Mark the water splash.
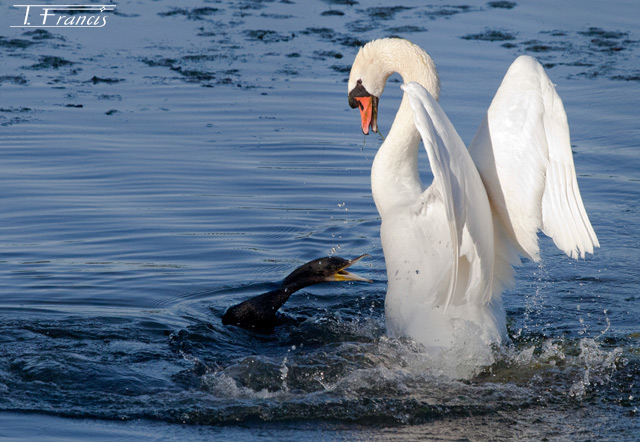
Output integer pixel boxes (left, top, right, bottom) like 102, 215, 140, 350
568, 338, 623, 399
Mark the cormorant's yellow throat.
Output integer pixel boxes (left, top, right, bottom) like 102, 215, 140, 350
222, 255, 371, 331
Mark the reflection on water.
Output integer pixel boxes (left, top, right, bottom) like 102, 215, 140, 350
0, 0, 638, 440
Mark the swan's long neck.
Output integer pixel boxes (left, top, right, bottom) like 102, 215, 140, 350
367, 41, 440, 215
371, 97, 422, 214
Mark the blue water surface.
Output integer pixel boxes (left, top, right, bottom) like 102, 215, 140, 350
0, 0, 638, 440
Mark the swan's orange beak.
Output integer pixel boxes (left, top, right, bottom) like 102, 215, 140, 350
354, 96, 378, 135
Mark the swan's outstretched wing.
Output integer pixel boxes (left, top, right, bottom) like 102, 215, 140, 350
469, 56, 599, 262
402, 82, 494, 308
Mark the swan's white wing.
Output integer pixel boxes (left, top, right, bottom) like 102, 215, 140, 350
469, 56, 599, 262
402, 82, 494, 308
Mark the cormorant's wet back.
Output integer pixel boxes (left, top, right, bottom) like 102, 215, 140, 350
222, 255, 371, 331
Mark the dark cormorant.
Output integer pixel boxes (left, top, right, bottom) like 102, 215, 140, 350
222, 255, 372, 330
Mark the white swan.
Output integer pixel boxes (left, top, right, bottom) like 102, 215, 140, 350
347, 38, 599, 372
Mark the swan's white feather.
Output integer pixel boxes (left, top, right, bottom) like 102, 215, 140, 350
402, 82, 494, 309
469, 56, 599, 262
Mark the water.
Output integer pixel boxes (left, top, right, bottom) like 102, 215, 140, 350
1, 0, 638, 439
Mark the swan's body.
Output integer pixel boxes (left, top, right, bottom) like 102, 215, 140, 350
348, 39, 598, 371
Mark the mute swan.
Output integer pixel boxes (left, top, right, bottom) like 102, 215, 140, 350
348, 38, 598, 371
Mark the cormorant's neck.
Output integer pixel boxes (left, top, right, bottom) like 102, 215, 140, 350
255, 275, 312, 313
258, 286, 293, 314
281, 274, 314, 297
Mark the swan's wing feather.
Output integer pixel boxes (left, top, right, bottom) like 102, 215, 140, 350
402, 82, 494, 308
469, 56, 599, 262
540, 87, 600, 258
402, 83, 459, 307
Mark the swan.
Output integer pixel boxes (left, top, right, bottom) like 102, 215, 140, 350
347, 38, 599, 371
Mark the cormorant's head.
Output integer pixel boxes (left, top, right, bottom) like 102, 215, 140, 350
283, 254, 372, 288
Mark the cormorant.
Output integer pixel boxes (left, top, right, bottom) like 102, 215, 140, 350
222, 255, 372, 330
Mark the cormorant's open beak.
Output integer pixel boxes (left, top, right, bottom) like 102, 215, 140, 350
332, 254, 373, 283
354, 97, 379, 135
